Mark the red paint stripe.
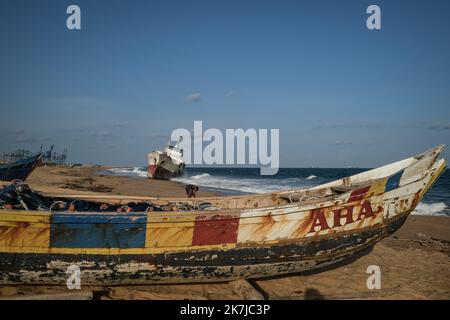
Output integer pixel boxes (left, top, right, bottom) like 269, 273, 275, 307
192, 214, 239, 246
348, 186, 370, 202
147, 165, 156, 175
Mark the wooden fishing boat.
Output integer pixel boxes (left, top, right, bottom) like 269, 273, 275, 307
0, 153, 42, 182
0, 145, 446, 285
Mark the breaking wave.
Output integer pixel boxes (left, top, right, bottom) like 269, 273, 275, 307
191, 173, 211, 180
412, 202, 448, 216
105, 166, 147, 178
172, 172, 322, 194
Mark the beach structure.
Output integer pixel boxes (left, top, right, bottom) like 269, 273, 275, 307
2, 147, 68, 166
2, 149, 33, 163
42, 148, 68, 166
0, 145, 446, 285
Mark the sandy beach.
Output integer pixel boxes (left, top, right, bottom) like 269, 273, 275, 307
1, 165, 449, 300
24, 165, 218, 198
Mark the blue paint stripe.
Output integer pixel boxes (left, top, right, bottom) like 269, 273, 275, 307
385, 170, 404, 192
50, 213, 147, 248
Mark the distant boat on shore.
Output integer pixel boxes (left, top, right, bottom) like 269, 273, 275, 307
0, 153, 42, 182
147, 139, 185, 180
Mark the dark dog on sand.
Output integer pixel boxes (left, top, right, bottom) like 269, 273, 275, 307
185, 184, 199, 198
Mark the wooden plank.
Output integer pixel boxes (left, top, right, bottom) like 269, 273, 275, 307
50, 213, 147, 249
0, 225, 50, 248
146, 221, 194, 248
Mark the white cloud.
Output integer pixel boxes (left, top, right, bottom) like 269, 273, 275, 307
226, 90, 238, 98
185, 92, 201, 103
424, 123, 450, 130
329, 140, 353, 146
312, 122, 381, 130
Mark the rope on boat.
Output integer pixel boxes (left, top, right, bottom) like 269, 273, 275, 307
49, 201, 68, 212
16, 191, 29, 210
288, 193, 319, 203
288, 193, 302, 203
1, 181, 49, 211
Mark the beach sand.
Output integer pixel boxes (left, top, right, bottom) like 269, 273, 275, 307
1, 165, 449, 300
24, 165, 217, 198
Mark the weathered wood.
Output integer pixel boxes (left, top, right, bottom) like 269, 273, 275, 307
229, 280, 265, 300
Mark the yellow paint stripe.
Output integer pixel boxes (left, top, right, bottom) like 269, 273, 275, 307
146, 222, 195, 248
366, 177, 387, 197
0, 226, 50, 248
0, 210, 51, 216
0, 242, 237, 255
0, 211, 50, 223
0, 221, 49, 228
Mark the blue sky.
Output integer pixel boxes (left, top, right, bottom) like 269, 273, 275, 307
0, 0, 449, 167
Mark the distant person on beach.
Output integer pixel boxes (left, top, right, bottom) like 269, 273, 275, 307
185, 184, 199, 198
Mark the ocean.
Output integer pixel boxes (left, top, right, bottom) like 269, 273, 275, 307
104, 167, 450, 217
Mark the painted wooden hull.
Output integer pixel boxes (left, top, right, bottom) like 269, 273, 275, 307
0, 145, 446, 285
0, 214, 406, 284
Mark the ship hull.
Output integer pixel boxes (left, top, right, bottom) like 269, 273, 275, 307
147, 151, 184, 180
147, 164, 182, 180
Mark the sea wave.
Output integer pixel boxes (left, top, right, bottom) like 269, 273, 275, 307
412, 202, 448, 216
173, 172, 319, 194
106, 166, 147, 178
191, 173, 211, 179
